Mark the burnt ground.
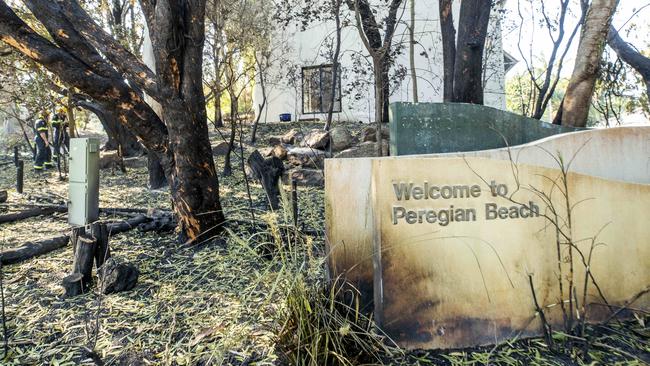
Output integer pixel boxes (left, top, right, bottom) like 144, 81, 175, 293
0, 120, 648, 365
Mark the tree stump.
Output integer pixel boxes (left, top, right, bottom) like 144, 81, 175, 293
91, 222, 111, 269
247, 150, 284, 210
62, 273, 84, 297
16, 160, 23, 194
72, 234, 97, 290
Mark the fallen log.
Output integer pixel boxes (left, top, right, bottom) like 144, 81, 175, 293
138, 213, 176, 233
0, 205, 67, 224
0, 215, 150, 265
0, 235, 70, 265
0, 205, 161, 224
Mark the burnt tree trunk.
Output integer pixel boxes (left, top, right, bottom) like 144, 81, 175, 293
451, 0, 491, 104
439, 0, 455, 102
223, 95, 238, 176
142, 1, 225, 241
248, 150, 284, 210
147, 151, 167, 189
75, 99, 142, 156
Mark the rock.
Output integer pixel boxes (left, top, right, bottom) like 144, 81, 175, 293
212, 141, 231, 156
287, 147, 328, 169
334, 141, 389, 158
97, 257, 139, 294
329, 126, 353, 151
272, 144, 288, 160
281, 129, 301, 144
269, 135, 283, 146
99, 151, 122, 170
0, 190, 7, 203
244, 164, 256, 179
284, 168, 324, 187
259, 147, 274, 157
359, 125, 390, 142
122, 157, 147, 169
301, 129, 330, 149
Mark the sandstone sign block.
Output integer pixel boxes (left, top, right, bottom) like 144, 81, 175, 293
325, 126, 650, 350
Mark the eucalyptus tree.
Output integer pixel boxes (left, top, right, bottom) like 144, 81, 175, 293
0, 0, 225, 242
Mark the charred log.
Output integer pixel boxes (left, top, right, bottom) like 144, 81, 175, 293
247, 150, 284, 210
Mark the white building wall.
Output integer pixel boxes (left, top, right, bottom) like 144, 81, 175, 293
254, 1, 506, 123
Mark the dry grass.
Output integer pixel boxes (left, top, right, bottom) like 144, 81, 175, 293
0, 121, 647, 365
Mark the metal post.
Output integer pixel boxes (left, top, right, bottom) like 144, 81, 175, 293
291, 178, 298, 227
13, 146, 19, 166
16, 160, 24, 194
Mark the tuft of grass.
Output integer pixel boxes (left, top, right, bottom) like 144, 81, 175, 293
276, 274, 398, 366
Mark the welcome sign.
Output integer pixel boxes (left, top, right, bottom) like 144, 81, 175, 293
325, 127, 650, 349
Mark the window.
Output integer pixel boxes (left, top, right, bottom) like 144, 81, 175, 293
302, 64, 342, 114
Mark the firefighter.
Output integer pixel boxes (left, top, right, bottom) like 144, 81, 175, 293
33, 112, 53, 171
51, 107, 69, 161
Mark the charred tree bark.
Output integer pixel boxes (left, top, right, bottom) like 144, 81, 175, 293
439, 0, 455, 102
91, 222, 110, 269
452, 0, 491, 104
71, 233, 97, 290
559, 0, 618, 127
248, 150, 284, 210
147, 152, 167, 189
141, 1, 225, 241
223, 96, 237, 176
75, 99, 142, 156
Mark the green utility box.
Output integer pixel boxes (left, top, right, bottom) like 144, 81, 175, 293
68, 138, 100, 226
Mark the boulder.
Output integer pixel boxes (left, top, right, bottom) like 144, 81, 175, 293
283, 168, 324, 187
334, 141, 389, 158
301, 129, 330, 149
359, 125, 390, 142
212, 141, 231, 156
287, 147, 328, 169
97, 257, 139, 294
272, 144, 288, 160
259, 147, 274, 157
281, 129, 302, 144
269, 135, 283, 146
99, 151, 122, 170
122, 156, 147, 169
329, 126, 353, 151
